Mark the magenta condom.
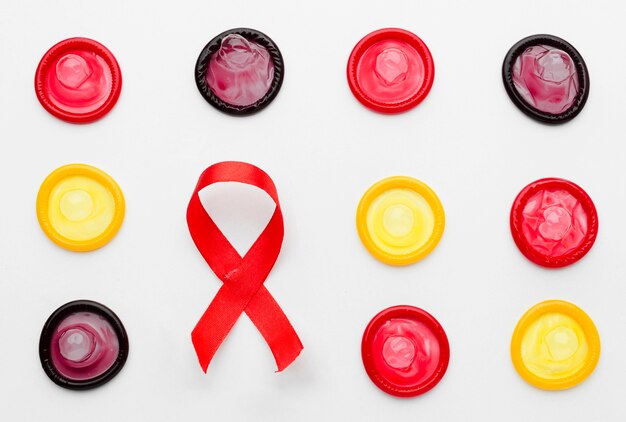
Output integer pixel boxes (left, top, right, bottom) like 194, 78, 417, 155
502, 34, 589, 124
39, 300, 129, 390
195, 28, 284, 115
35, 38, 122, 123
361, 305, 449, 398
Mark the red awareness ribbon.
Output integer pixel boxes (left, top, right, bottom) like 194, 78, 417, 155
187, 161, 303, 372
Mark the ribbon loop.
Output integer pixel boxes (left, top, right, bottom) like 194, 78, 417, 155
187, 161, 303, 372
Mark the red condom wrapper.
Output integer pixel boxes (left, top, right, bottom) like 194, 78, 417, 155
187, 161, 303, 372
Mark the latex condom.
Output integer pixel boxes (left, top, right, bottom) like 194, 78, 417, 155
357, 176, 445, 265
347, 28, 434, 113
510, 178, 598, 268
502, 34, 589, 124
195, 28, 284, 115
362, 305, 450, 397
511, 300, 600, 390
39, 300, 129, 390
35, 37, 122, 123
37, 164, 125, 252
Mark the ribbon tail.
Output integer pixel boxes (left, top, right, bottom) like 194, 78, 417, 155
191, 284, 248, 372
246, 286, 303, 372
191, 325, 215, 373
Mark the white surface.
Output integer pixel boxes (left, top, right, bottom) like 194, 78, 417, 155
0, 0, 624, 420
199, 182, 277, 257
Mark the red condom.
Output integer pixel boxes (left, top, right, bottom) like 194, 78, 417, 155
362, 305, 449, 397
510, 178, 598, 268
35, 38, 122, 123
347, 28, 434, 113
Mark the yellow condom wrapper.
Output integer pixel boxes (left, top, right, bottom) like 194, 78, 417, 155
511, 300, 600, 390
37, 164, 125, 252
356, 176, 444, 265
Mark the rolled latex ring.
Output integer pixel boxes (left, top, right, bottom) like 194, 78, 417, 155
511, 300, 600, 390
37, 164, 125, 252
35, 37, 122, 123
347, 28, 434, 113
502, 34, 589, 124
357, 176, 444, 265
39, 300, 129, 390
195, 28, 284, 115
362, 305, 450, 397
510, 177, 598, 268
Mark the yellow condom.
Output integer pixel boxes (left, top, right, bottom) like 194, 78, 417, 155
356, 176, 444, 265
37, 164, 125, 252
511, 300, 600, 390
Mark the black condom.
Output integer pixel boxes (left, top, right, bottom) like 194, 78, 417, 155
39, 300, 129, 390
195, 28, 284, 116
502, 34, 589, 124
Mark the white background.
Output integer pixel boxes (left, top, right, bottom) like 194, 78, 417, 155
0, 0, 624, 420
